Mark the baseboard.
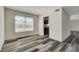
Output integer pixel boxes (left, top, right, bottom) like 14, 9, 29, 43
5, 34, 39, 43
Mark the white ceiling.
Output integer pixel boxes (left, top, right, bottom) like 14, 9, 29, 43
5, 6, 79, 16
5, 6, 79, 20
64, 6, 79, 15
5, 6, 61, 15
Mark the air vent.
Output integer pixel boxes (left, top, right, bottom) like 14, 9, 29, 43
55, 9, 60, 12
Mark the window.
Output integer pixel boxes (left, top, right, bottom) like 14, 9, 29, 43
15, 16, 34, 32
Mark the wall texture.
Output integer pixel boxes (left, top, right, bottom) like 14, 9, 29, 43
70, 20, 79, 31
49, 7, 62, 42
0, 7, 5, 50
62, 9, 70, 41
5, 8, 39, 40
38, 7, 70, 42
49, 8, 70, 42
38, 15, 44, 36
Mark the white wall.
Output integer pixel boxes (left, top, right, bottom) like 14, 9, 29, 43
71, 15, 79, 20
0, 6, 5, 50
69, 14, 79, 31
38, 7, 71, 42
5, 8, 39, 40
62, 9, 70, 41
38, 15, 44, 36
49, 8, 70, 42
38, 7, 70, 42
38, 7, 64, 42
49, 7, 62, 42
70, 20, 79, 31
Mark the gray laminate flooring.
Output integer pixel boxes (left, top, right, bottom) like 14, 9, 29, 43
1, 33, 79, 52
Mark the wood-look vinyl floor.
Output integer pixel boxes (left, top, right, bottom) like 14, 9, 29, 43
1, 34, 79, 52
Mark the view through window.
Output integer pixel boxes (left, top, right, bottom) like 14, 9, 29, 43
15, 16, 34, 32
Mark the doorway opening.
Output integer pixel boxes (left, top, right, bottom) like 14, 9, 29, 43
44, 16, 49, 37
